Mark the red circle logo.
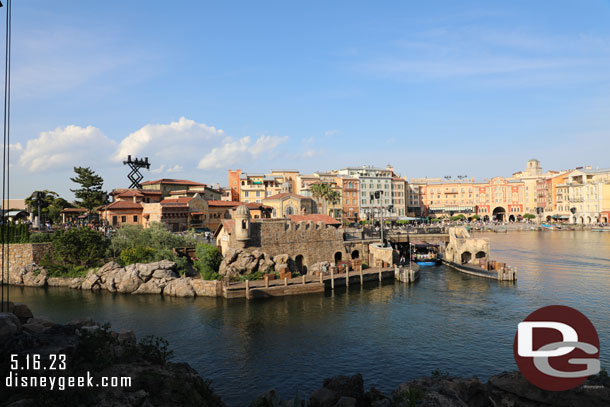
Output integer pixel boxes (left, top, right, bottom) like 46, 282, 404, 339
513, 305, 600, 391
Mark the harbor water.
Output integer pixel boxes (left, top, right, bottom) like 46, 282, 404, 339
9, 231, 610, 406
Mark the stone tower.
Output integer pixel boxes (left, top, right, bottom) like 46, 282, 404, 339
525, 159, 542, 176
234, 204, 251, 249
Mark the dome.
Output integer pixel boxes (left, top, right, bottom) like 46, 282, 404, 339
235, 205, 251, 216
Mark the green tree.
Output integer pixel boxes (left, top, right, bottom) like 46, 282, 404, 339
194, 243, 223, 279
523, 213, 536, 220
471, 215, 480, 221
70, 167, 107, 212
310, 183, 342, 217
25, 190, 58, 221
51, 227, 109, 268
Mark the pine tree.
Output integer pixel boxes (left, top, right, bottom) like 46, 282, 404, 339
70, 167, 107, 212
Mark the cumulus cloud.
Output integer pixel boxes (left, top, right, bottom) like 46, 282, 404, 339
198, 135, 287, 169
113, 117, 225, 164
19, 125, 114, 172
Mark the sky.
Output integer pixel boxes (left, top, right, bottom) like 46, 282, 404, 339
2, 0, 610, 199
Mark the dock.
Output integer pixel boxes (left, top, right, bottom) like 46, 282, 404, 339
442, 260, 517, 281
222, 267, 395, 299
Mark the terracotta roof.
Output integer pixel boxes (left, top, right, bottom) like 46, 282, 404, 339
141, 178, 206, 186
103, 201, 143, 210
288, 214, 341, 225
116, 190, 144, 197
264, 192, 311, 200
207, 200, 241, 207
220, 219, 234, 234
160, 197, 193, 205
112, 188, 162, 196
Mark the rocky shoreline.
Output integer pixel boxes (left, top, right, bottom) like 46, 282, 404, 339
6, 260, 222, 297
2, 303, 609, 406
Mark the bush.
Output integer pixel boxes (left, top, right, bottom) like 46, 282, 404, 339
120, 246, 156, 265
51, 227, 108, 268
29, 232, 54, 243
0, 223, 30, 243
194, 244, 222, 277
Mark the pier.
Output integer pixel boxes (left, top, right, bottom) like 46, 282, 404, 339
222, 267, 396, 299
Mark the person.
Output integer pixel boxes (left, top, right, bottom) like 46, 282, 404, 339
399, 254, 406, 266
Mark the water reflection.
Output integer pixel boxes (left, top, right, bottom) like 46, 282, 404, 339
9, 231, 610, 406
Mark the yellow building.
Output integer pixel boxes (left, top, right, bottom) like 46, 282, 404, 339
262, 192, 317, 218
565, 168, 610, 224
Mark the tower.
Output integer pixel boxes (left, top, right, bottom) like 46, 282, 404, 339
234, 205, 251, 249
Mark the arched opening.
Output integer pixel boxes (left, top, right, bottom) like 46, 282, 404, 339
334, 251, 342, 264
295, 255, 304, 274
492, 207, 506, 222
475, 251, 486, 259
461, 251, 472, 264
483, 215, 489, 222
579, 216, 584, 224
546, 216, 552, 222
285, 206, 294, 216
241, 219, 247, 229
603, 217, 608, 223
508, 215, 515, 222
586, 216, 591, 224
351, 250, 360, 259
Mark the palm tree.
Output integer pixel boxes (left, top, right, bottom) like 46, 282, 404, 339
310, 183, 342, 217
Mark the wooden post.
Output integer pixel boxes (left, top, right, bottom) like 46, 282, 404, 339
265, 275, 269, 288
284, 277, 288, 287
359, 269, 363, 285
378, 268, 382, 282
245, 279, 250, 297
346, 270, 349, 287
302, 275, 306, 285
331, 267, 335, 289
319, 273, 323, 284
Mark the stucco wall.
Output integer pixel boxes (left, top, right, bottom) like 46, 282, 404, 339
0, 243, 53, 283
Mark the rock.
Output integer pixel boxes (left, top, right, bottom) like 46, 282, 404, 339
97, 261, 123, 275
245, 258, 260, 274
0, 312, 21, 337
164, 278, 195, 297
116, 329, 136, 345
309, 261, 331, 275
69, 277, 83, 289
152, 269, 178, 279
276, 264, 289, 274
322, 374, 364, 403
66, 317, 97, 328
116, 269, 143, 294
249, 389, 280, 407
132, 278, 166, 295
334, 396, 357, 407
309, 387, 338, 407
136, 263, 156, 279
224, 248, 241, 264
259, 258, 276, 273
22, 321, 49, 334
22, 267, 48, 287
11, 302, 33, 324
190, 279, 220, 297
274, 254, 290, 265
252, 249, 264, 261
81, 270, 101, 290
26, 316, 56, 327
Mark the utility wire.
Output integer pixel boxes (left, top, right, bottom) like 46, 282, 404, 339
1, 0, 11, 311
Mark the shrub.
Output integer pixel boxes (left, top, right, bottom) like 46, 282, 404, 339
0, 223, 30, 243
194, 244, 222, 276
51, 227, 108, 268
119, 246, 156, 265
29, 232, 54, 243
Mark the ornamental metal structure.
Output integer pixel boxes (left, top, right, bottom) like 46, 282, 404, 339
123, 155, 151, 189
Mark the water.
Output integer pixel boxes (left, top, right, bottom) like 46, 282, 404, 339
9, 231, 610, 406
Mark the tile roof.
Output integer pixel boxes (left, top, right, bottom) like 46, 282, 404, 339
160, 197, 193, 205
207, 200, 272, 209
103, 201, 143, 210
112, 188, 162, 196
141, 178, 206, 186
264, 192, 311, 200
60, 208, 89, 213
288, 214, 341, 225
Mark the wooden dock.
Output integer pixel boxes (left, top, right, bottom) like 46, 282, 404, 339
222, 267, 395, 299
442, 260, 517, 281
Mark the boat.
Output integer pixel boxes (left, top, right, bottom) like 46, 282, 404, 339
410, 242, 442, 266
592, 227, 610, 232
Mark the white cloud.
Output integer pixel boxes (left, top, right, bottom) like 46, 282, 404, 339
19, 125, 115, 172
198, 135, 287, 169
324, 130, 339, 137
113, 117, 225, 164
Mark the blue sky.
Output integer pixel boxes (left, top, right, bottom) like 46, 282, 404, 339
4, 0, 610, 198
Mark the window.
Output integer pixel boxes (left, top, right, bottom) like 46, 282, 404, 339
244, 191, 249, 197
133, 215, 138, 222
121, 216, 126, 222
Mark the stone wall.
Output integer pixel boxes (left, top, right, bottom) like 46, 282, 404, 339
238, 220, 346, 269
0, 243, 52, 284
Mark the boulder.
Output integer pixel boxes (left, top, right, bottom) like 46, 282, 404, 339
334, 397, 357, 407
116, 269, 143, 294
224, 248, 241, 264
152, 269, 178, 279
11, 302, 33, 324
81, 270, 101, 290
22, 267, 48, 287
116, 329, 136, 346
0, 312, 21, 337
322, 374, 364, 402
274, 254, 290, 265
259, 258, 276, 273
251, 249, 265, 261
132, 279, 166, 295
309, 387, 338, 407
97, 261, 123, 275
244, 258, 260, 275
249, 389, 280, 407
309, 261, 331, 276
164, 278, 195, 297
190, 279, 220, 297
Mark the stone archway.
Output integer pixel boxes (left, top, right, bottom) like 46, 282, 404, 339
334, 251, 343, 264
461, 251, 472, 264
546, 216, 552, 222
483, 215, 490, 222
295, 255, 304, 274
603, 217, 608, 223
492, 207, 506, 222
351, 250, 359, 259
586, 216, 592, 224
508, 215, 515, 222
475, 251, 486, 259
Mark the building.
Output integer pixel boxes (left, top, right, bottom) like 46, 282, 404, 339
336, 176, 359, 223
228, 169, 301, 204
564, 168, 610, 224
141, 178, 207, 198
262, 192, 317, 218
168, 185, 221, 201
206, 200, 272, 232
511, 159, 559, 216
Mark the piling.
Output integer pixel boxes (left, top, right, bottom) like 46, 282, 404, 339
359, 269, 363, 285
284, 277, 288, 287
302, 275, 306, 285
378, 268, 382, 282
245, 279, 250, 296
331, 267, 335, 289
346, 270, 349, 287
265, 275, 269, 288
